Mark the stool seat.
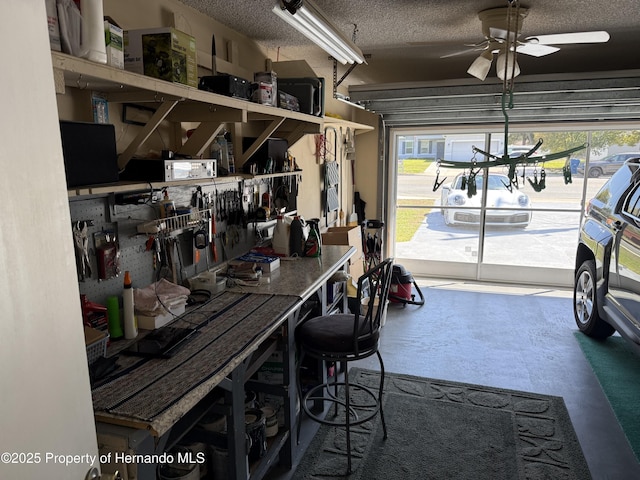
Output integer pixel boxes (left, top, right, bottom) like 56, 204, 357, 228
298, 313, 380, 356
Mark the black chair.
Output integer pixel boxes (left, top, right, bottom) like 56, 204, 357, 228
296, 257, 394, 474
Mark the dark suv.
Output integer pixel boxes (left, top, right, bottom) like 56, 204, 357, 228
576, 152, 640, 178
574, 157, 640, 352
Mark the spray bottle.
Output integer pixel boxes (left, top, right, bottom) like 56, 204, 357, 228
289, 216, 305, 257
304, 218, 322, 257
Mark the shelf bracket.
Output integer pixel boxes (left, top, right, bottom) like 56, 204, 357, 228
333, 58, 360, 96
117, 99, 180, 170
237, 117, 285, 166
285, 122, 312, 146
178, 122, 226, 158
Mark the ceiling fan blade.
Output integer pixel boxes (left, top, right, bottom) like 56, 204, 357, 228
526, 31, 610, 45
516, 43, 560, 57
440, 46, 485, 59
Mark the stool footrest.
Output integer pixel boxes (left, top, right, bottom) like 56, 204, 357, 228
302, 381, 381, 427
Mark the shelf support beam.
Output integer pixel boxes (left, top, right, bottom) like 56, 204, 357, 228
118, 100, 179, 170
168, 103, 246, 123
283, 122, 314, 146
178, 122, 225, 158
237, 117, 285, 166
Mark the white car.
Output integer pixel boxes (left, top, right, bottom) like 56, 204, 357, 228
440, 173, 531, 227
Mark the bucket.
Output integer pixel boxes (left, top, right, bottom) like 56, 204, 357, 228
199, 412, 226, 433
157, 446, 200, 480
157, 464, 199, 480
245, 408, 267, 462
261, 405, 279, 437
209, 444, 249, 480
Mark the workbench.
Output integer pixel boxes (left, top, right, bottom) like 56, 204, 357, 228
92, 244, 355, 480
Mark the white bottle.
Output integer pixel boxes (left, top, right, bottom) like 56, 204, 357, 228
80, 0, 107, 64
123, 271, 137, 339
272, 215, 290, 256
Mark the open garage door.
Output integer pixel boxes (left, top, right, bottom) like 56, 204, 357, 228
389, 126, 640, 287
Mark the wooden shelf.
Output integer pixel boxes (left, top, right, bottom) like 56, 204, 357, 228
52, 52, 323, 169
67, 175, 244, 197
53, 52, 369, 199
324, 117, 375, 134
239, 170, 303, 181
52, 52, 323, 125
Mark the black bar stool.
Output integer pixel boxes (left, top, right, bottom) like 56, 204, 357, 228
296, 257, 394, 474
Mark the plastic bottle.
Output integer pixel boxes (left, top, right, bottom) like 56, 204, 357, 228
106, 295, 123, 339
272, 215, 290, 256
159, 190, 175, 218
289, 216, 304, 257
80, 0, 107, 64
304, 219, 322, 257
123, 271, 137, 339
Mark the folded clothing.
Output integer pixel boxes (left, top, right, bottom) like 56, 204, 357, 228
134, 279, 190, 316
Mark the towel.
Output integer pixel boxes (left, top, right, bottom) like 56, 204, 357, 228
134, 279, 190, 316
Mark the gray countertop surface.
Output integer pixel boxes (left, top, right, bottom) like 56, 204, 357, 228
225, 244, 355, 301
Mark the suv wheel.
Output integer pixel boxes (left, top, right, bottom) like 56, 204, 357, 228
574, 260, 615, 338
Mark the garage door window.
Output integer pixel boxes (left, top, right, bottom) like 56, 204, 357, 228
390, 127, 640, 285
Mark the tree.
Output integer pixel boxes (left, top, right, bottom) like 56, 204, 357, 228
509, 130, 640, 158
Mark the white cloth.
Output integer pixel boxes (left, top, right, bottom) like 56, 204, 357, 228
134, 279, 190, 316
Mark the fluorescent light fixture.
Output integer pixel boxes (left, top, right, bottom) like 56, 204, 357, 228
467, 50, 493, 81
335, 92, 365, 109
272, 0, 365, 65
496, 50, 520, 81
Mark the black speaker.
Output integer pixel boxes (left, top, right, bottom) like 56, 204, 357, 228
59, 121, 119, 187
241, 138, 289, 174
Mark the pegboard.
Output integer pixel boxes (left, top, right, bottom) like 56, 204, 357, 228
68, 180, 258, 307
70, 195, 158, 305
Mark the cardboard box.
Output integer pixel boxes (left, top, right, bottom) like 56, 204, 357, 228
322, 225, 365, 280
124, 27, 197, 87
104, 21, 124, 69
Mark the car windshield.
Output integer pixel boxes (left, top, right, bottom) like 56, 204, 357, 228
454, 174, 510, 191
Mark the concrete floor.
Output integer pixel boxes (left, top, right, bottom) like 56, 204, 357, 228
266, 279, 640, 479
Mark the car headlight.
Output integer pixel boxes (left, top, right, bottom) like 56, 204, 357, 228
452, 194, 466, 205
518, 195, 529, 207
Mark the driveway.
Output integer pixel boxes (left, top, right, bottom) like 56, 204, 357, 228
394, 170, 607, 269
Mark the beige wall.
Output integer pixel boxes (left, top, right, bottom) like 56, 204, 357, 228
1, 2, 99, 477
97, 0, 382, 227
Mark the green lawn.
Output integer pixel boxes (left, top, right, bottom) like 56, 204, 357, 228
398, 157, 569, 174
399, 159, 434, 174
396, 199, 435, 242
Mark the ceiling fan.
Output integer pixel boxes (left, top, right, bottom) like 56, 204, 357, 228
444, 6, 610, 81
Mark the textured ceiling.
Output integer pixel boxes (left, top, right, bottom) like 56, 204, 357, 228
179, 0, 640, 88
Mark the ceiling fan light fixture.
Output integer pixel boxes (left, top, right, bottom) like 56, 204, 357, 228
467, 50, 493, 81
272, 0, 365, 65
496, 51, 520, 81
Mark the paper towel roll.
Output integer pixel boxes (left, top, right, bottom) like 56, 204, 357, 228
80, 0, 107, 64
